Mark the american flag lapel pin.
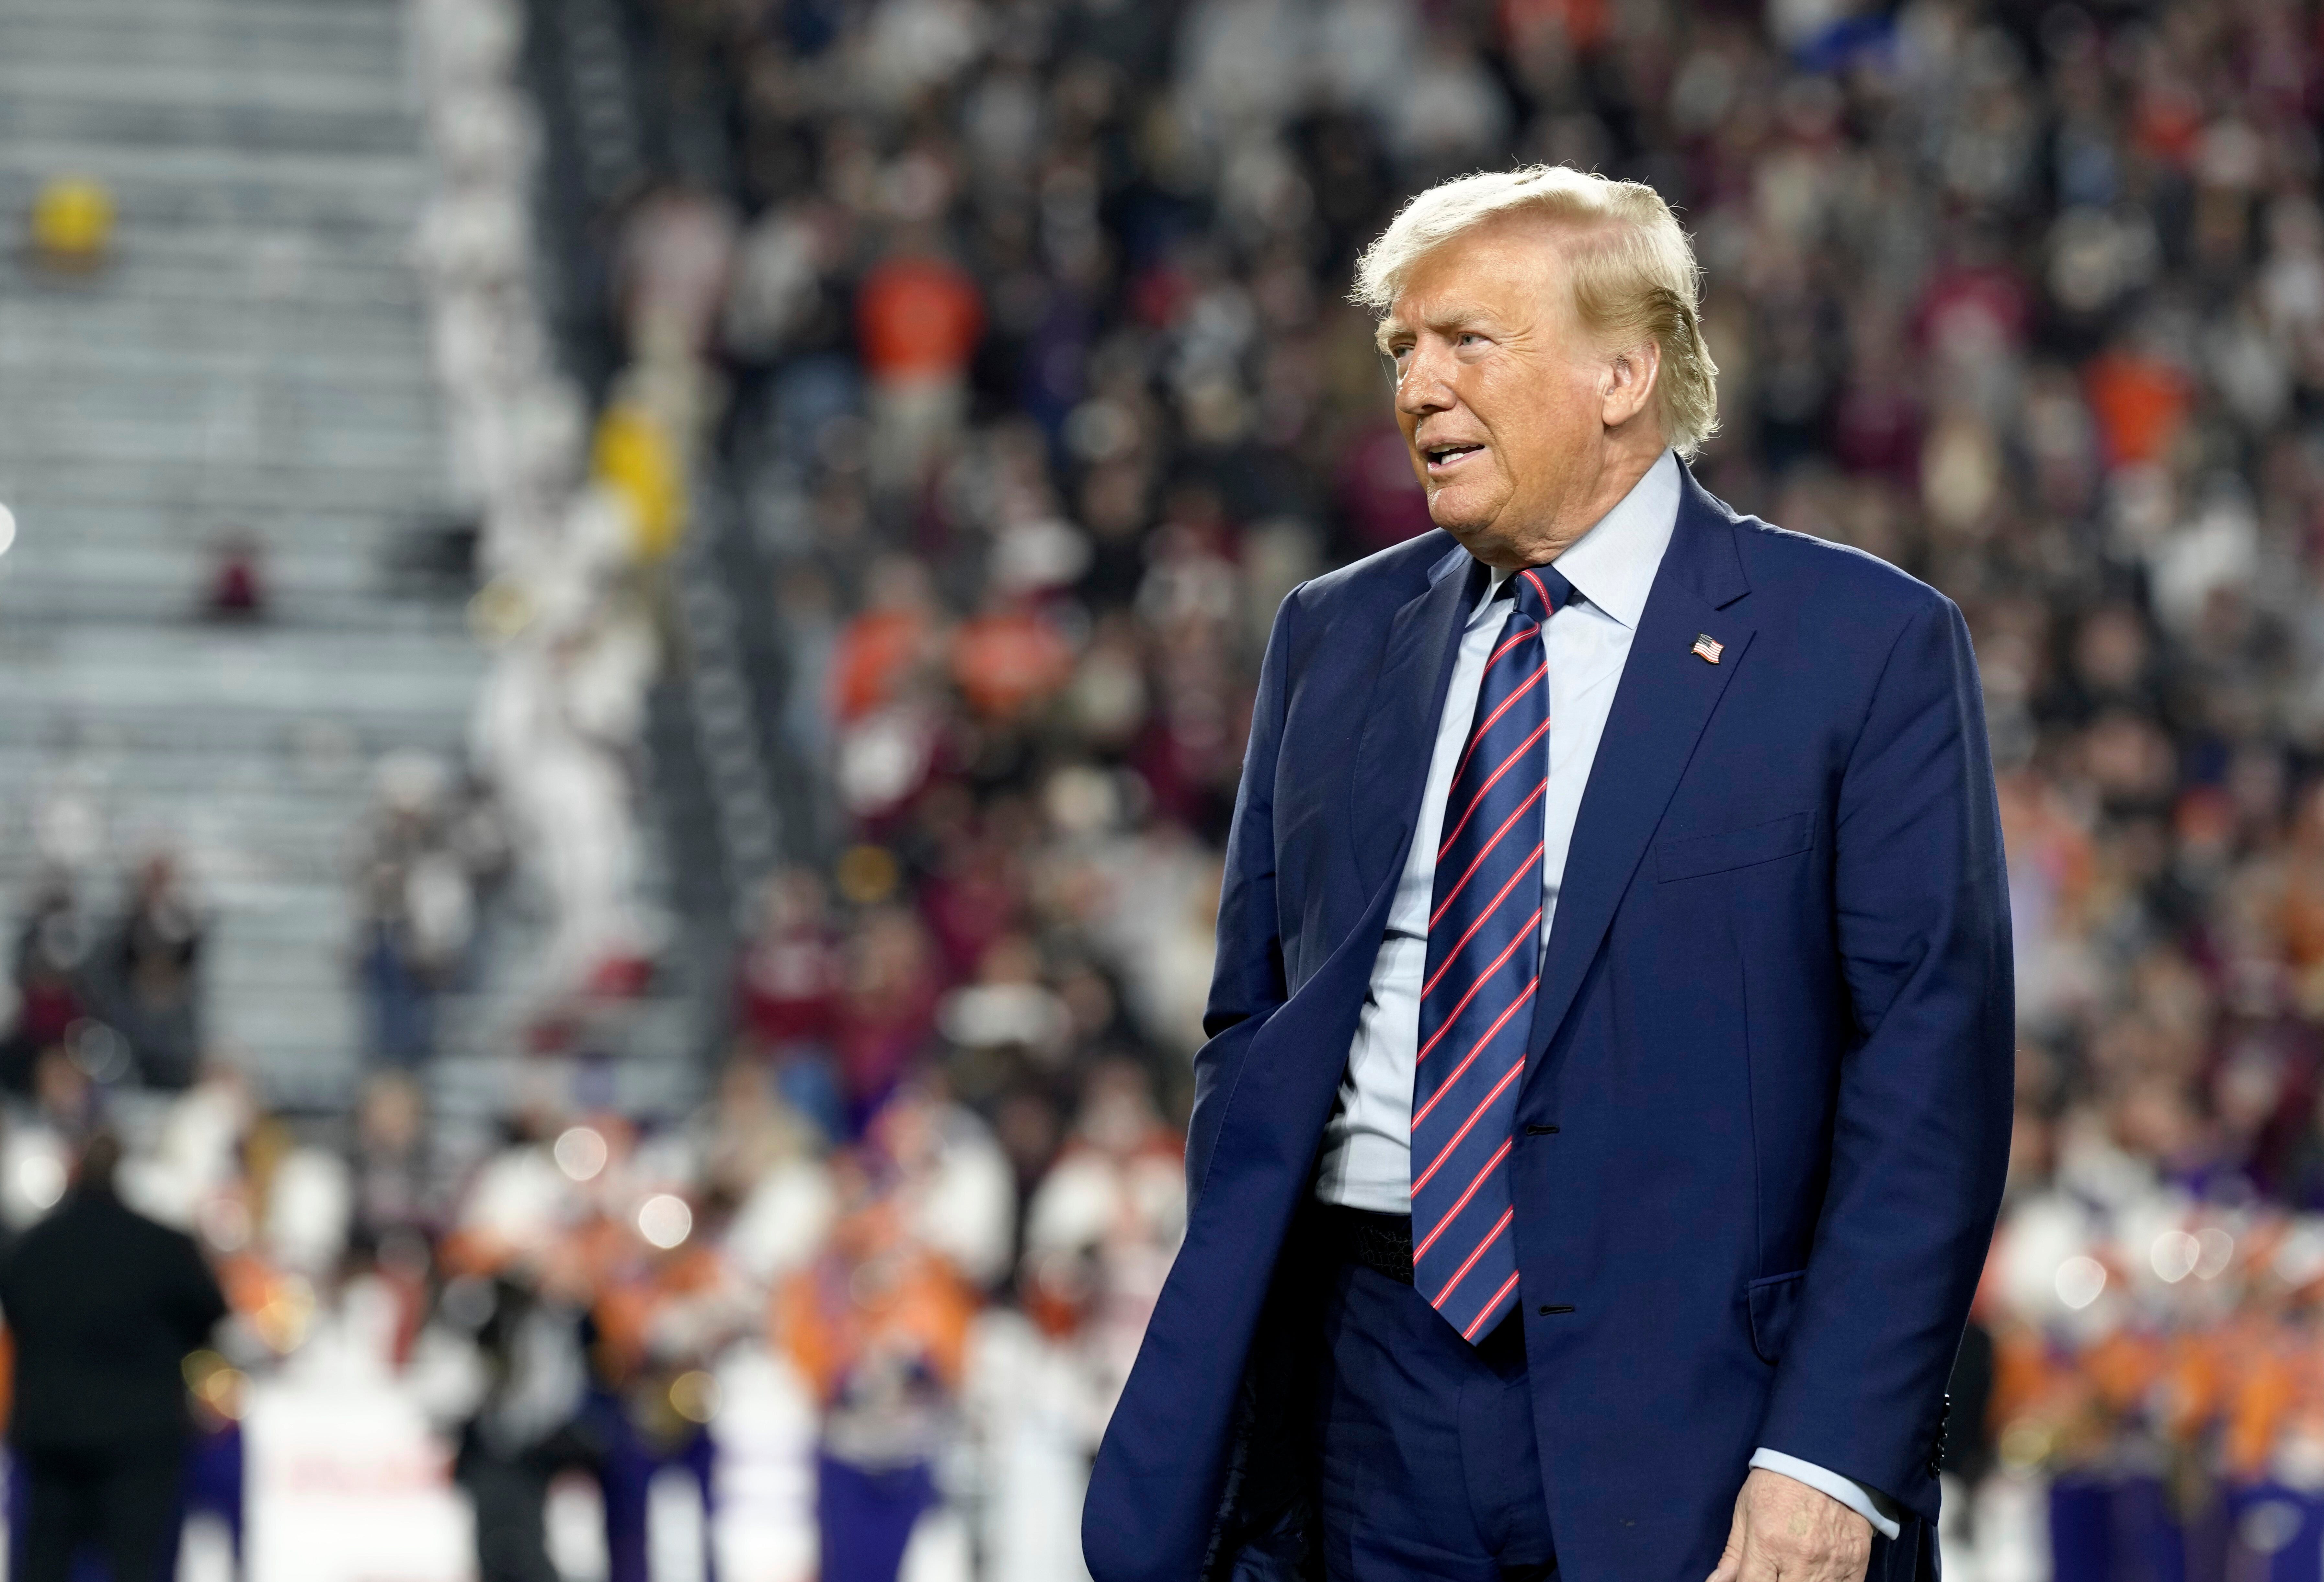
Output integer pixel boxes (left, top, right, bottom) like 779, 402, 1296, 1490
1692, 633, 1724, 665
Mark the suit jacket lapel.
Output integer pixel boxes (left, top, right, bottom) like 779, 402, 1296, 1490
1525, 468, 1755, 1065
1347, 541, 1486, 899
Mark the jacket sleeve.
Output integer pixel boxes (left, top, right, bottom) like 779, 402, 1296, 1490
1184, 589, 1298, 1209
1755, 592, 2014, 1521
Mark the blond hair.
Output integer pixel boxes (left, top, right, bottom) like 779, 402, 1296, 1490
1352, 165, 1719, 459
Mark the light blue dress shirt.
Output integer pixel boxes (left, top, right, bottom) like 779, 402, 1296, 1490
1312, 449, 1904, 1541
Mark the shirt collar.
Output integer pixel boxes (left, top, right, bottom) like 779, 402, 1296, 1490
1476, 448, 1682, 631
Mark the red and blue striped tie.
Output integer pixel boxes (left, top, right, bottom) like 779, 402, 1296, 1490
1411, 564, 1567, 1344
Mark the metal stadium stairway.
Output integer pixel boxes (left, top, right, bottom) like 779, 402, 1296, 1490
0, 0, 479, 1108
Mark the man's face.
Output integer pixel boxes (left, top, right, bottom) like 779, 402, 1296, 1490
1379, 214, 1614, 567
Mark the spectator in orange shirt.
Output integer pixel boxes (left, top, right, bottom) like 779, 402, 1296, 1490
2083, 335, 2193, 470
777, 1152, 978, 1582
581, 1195, 738, 1582
829, 557, 944, 726
855, 228, 983, 503
950, 596, 1074, 723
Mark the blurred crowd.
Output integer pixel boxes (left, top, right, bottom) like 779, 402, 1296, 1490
413, 0, 672, 1022
15, 0, 2324, 1575
0, 1048, 1180, 1579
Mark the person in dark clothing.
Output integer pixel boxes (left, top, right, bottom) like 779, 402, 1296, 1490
0, 876, 90, 1094
0, 1132, 228, 1582
450, 1273, 591, 1582
101, 855, 205, 1091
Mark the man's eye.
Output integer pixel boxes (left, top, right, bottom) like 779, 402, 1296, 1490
1457, 333, 1483, 347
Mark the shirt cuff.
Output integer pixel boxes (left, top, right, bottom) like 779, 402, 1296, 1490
1749, 1448, 1904, 1541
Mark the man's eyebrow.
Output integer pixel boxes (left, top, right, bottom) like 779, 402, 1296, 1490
1373, 304, 1503, 352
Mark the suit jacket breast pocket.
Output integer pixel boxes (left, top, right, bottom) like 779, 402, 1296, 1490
1657, 811, 1813, 884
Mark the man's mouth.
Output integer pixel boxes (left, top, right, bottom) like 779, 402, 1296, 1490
1423, 443, 1485, 475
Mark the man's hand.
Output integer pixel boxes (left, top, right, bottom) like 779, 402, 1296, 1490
1706, 1468, 1873, 1582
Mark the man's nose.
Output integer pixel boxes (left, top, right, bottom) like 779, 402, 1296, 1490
1395, 343, 1455, 416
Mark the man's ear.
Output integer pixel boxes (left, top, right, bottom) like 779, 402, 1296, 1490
1602, 339, 1662, 428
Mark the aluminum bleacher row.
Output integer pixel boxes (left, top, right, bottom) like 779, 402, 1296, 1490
0, 0, 698, 1129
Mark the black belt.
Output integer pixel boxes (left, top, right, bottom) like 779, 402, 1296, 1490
1319, 1203, 1414, 1285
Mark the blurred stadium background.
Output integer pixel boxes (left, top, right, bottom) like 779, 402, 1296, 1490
0, 0, 2318, 1576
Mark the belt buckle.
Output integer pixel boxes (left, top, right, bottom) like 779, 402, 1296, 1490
1358, 1219, 1413, 1285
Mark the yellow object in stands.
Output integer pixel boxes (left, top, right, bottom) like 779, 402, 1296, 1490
591, 401, 685, 561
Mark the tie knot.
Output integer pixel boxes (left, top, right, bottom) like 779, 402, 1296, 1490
1508, 566, 1571, 623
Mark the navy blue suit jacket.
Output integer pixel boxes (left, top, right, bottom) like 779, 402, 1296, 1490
1083, 466, 2014, 1582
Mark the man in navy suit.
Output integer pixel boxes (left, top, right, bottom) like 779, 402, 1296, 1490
1083, 166, 2013, 1582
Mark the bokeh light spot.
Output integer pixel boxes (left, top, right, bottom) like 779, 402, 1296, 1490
2055, 1255, 2107, 1310
554, 1125, 608, 1182
638, 1193, 691, 1249
669, 1369, 720, 1423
